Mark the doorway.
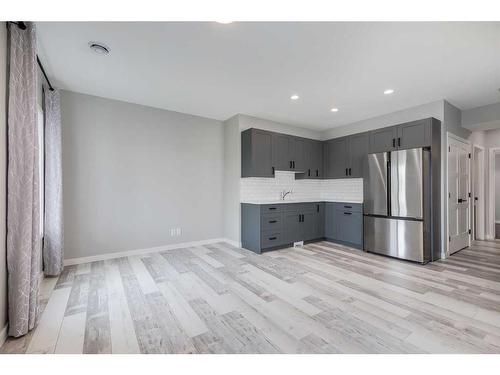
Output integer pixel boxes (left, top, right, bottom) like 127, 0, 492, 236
448, 134, 471, 254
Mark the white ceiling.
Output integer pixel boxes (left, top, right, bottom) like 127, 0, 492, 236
37, 22, 500, 130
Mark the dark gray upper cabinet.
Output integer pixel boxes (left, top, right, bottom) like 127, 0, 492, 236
397, 119, 432, 149
369, 119, 432, 154
301, 140, 324, 179
326, 137, 349, 178
348, 133, 369, 178
272, 133, 291, 171
241, 128, 274, 178
369, 126, 398, 153
242, 118, 436, 179
290, 137, 306, 172
325, 134, 368, 179
271, 134, 306, 172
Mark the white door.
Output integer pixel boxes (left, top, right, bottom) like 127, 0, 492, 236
448, 137, 471, 254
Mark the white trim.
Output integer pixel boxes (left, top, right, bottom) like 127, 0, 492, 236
446, 132, 472, 257
0, 323, 7, 347
63, 238, 235, 266
488, 147, 500, 240
472, 144, 486, 240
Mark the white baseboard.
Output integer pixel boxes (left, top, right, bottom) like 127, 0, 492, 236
63, 238, 235, 266
0, 323, 7, 348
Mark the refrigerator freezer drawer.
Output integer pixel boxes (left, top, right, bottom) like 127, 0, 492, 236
363, 216, 426, 263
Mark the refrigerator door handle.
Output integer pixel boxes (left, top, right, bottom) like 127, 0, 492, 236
387, 157, 391, 216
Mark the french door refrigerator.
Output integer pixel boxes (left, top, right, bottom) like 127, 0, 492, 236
363, 148, 432, 263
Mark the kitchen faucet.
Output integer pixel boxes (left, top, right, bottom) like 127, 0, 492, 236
280, 189, 293, 200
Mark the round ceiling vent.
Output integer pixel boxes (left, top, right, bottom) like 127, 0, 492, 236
89, 42, 110, 55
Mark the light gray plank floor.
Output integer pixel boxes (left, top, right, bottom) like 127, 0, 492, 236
2, 240, 500, 354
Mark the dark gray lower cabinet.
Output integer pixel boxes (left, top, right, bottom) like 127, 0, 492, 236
324, 202, 363, 249
242, 201, 359, 253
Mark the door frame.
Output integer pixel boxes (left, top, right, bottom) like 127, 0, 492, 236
472, 144, 485, 240
446, 132, 472, 257
488, 147, 500, 240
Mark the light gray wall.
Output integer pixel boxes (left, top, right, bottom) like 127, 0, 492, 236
462, 101, 500, 132
496, 154, 500, 223
320, 100, 444, 139
0, 22, 7, 336
223, 115, 241, 243
61, 90, 225, 260
238, 114, 323, 140
444, 100, 470, 139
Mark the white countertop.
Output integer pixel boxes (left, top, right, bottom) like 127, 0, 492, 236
241, 199, 363, 205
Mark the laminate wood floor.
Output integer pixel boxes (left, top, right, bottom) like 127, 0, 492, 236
2, 240, 500, 354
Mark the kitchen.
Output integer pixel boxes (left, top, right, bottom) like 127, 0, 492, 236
240, 117, 441, 263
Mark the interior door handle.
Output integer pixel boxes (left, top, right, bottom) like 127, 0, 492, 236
458, 198, 465, 203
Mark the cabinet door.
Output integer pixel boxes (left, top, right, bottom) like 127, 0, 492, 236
302, 212, 316, 241
335, 210, 363, 246
272, 133, 292, 171
348, 132, 369, 178
369, 126, 398, 153
324, 203, 336, 239
312, 141, 324, 179
325, 137, 348, 178
284, 211, 301, 244
241, 129, 274, 177
290, 137, 306, 172
397, 119, 431, 149
313, 203, 325, 238
303, 140, 323, 179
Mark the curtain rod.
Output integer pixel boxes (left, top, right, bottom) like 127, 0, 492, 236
9, 21, 55, 91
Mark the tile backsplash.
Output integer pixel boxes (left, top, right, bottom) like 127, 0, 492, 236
240, 171, 363, 202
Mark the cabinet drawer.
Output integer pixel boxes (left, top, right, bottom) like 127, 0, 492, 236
261, 213, 283, 231
260, 204, 283, 214
333, 202, 362, 213
261, 232, 284, 249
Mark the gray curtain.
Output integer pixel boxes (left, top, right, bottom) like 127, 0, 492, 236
6, 22, 41, 337
43, 89, 63, 276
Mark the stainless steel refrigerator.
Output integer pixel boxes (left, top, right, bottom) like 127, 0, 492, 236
363, 148, 431, 263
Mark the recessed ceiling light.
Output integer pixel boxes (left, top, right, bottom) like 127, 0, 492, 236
384, 89, 395, 95
290, 94, 299, 100
89, 42, 110, 55
216, 20, 233, 24
330, 108, 339, 112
